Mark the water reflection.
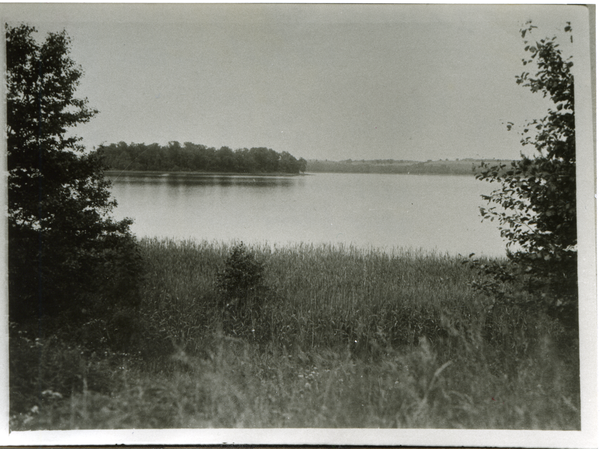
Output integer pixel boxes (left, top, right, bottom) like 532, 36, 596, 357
109, 172, 300, 189
106, 172, 505, 257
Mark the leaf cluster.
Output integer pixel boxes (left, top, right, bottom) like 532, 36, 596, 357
215, 243, 272, 342
7, 24, 143, 348
476, 22, 577, 331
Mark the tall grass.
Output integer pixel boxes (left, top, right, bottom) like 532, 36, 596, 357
10, 238, 580, 430
136, 238, 488, 354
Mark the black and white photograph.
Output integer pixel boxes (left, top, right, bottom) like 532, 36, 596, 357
1, 3, 596, 447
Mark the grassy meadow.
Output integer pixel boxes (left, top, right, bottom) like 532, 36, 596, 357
10, 238, 580, 430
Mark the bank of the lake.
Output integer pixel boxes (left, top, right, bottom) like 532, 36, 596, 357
305, 158, 516, 176
10, 239, 579, 430
105, 169, 306, 178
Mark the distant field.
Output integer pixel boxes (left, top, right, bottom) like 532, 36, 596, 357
306, 158, 516, 175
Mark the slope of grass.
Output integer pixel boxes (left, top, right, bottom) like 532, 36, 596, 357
10, 238, 580, 430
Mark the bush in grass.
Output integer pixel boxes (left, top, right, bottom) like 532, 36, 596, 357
216, 242, 272, 342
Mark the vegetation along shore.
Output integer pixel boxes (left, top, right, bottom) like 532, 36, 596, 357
10, 239, 580, 429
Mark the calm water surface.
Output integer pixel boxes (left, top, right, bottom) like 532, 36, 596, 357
107, 172, 506, 257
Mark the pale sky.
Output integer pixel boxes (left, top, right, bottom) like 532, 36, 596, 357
2, 4, 590, 161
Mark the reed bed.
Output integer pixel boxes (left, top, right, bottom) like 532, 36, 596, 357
10, 237, 580, 430
136, 238, 501, 356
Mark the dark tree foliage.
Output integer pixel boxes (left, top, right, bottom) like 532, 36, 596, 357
216, 243, 271, 343
7, 24, 142, 343
476, 22, 577, 331
97, 141, 307, 174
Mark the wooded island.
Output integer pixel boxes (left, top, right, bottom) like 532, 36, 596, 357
97, 141, 308, 174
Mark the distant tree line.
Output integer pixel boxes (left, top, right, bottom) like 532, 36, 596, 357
306, 159, 510, 175
97, 141, 307, 174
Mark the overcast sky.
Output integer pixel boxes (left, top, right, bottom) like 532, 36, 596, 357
3, 4, 590, 161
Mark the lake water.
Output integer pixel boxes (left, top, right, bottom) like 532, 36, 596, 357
106, 172, 507, 257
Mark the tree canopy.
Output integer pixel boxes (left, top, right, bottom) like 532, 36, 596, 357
97, 141, 308, 174
7, 23, 142, 340
476, 21, 577, 330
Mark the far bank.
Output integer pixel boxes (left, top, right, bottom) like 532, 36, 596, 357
104, 169, 307, 178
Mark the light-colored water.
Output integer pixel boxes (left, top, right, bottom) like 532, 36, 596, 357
106, 172, 507, 257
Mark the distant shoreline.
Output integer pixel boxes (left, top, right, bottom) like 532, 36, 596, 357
305, 158, 515, 176
104, 169, 306, 178
105, 158, 515, 178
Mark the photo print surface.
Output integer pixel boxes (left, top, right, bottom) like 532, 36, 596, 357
2, 3, 596, 447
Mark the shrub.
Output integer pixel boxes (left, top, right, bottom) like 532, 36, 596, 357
216, 242, 272, 342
